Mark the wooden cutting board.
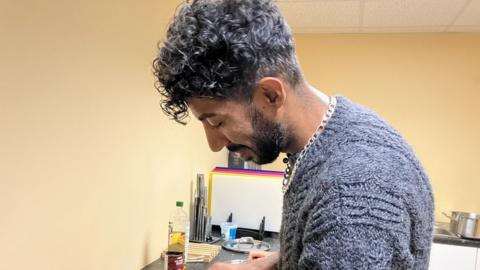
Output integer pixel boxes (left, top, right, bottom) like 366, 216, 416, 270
187, 243, 221, 263
163, 243, 221, 263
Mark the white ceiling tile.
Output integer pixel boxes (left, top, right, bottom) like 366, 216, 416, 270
453, 0, 480, 26
293, 27, 361, 33
363, 0, 468, 27
362, 26, 445, 32
278, 0, 361, 31
277, 0, 359, 2
448, 25, 480, 31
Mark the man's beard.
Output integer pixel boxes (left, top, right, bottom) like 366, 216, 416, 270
227, 106, 290, 165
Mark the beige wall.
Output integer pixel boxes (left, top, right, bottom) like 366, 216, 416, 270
266, 33, 480, 222
1, 0, 480, 269
0, 0, 226, 269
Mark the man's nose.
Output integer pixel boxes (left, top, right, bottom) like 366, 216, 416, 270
203, 123, 230, 152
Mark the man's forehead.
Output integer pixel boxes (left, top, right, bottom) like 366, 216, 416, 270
188, 97, 223, 120
188, 97, 247, 120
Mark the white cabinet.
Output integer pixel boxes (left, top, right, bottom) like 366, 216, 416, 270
476, 248, 480, 270
429, 243, 477, 270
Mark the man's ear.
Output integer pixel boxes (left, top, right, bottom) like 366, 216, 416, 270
252, 77, 287, 111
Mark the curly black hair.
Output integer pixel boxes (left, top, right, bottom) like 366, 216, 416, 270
153, 0, 301, 124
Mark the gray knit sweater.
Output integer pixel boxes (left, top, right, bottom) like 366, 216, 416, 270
279, 96, 434, 270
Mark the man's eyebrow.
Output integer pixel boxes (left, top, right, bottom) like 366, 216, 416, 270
198, 112, 217, 121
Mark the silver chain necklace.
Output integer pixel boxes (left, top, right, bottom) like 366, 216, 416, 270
282, 96, 337, 194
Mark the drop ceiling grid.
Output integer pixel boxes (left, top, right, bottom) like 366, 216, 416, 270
358, 0, 366, 32
362, 0, 468, 28
277, 0, 480, 33
361, 26, 446, 33
277, 0, 363, 2
449, 25, 480, 31
452, 0, 480, 26
277, 0, 361, 30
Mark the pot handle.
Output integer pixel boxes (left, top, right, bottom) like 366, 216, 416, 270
442, 212, 453, 220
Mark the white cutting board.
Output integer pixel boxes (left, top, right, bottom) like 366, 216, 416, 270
208, 171, 283, 232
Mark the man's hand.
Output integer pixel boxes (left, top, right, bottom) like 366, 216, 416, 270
247, 251, 276, 261
208, 251, 279, 270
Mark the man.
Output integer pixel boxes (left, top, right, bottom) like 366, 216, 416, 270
154, 0, 434, 269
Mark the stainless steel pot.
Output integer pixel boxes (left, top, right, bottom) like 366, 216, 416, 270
443, 211, 480, 240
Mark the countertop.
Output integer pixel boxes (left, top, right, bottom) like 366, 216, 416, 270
142, 227, 480, 270
142, 237, 280, 270
433, 222, 480, 248
433, 234, 480, 248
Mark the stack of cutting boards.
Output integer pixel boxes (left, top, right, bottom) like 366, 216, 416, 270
162, 243, 220, 263
187, 243, 221, 263
209, 167, 284, 232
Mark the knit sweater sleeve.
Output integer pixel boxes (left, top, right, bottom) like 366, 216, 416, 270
298, 163, 414, 269
299, 223, 395, 269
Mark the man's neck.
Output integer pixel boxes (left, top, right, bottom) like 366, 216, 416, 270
284, 83, 330, 154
